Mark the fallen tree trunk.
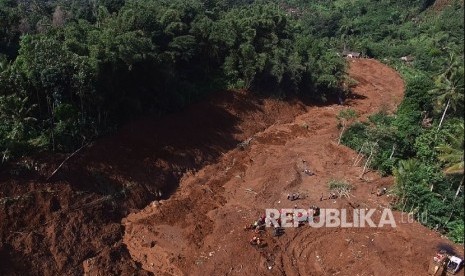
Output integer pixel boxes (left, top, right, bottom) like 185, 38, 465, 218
46, 142, 91, 182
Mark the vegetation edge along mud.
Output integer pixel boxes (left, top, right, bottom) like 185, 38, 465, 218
0, 0, 463, 275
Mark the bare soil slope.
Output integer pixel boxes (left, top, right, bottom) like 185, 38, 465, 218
122, 59, 463, 275
0, 77, 308, 274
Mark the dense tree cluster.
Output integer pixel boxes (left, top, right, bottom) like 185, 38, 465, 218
0, 0, 346, 158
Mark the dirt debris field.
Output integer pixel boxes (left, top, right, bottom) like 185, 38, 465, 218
0, 59, 462, 275
122, 59, 463, 275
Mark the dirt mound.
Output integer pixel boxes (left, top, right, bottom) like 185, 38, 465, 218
122, 58, 463, 275
0, 58, 462, 275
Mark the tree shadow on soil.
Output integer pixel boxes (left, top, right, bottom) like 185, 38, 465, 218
436, 242, 460, 257
61, 90, 269, 200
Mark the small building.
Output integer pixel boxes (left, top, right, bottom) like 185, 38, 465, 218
400, 55, 414, 62
342, 50, 361, 58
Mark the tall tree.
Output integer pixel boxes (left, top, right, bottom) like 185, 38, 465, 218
429, 56, 464, 130
435, 122, 463, 226
436, 122, 464, 175
337, 108, 357, 144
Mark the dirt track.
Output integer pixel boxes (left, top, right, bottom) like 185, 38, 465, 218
0, 59, 462, 275
121, 58, 463, 275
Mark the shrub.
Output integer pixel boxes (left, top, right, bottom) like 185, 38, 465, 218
328, 179, 353, 198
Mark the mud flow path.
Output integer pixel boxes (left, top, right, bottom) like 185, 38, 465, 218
1, 59, 462, 275
122, 59, 463, 275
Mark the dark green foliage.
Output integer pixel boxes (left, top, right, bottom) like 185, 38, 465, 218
341, 121, 369, 150
447, 221, 465, 243
296, 37, 346, 101
218, 4, 297, 91
342, 111, 398, 175
392, 72, 435, 157
0, 0, 21, 58
392, 158, 464, 239
0, 0, 347, 159
0, 94, 42, 161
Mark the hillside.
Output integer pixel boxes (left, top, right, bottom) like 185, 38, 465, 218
0, 67, 310, 274
4, 58, 459, 275
0, 0, 463, 274
119, 58, 464, 275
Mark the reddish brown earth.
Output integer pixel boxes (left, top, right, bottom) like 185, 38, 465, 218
121, 59, 463, 275
0, 59, 462, 275
0, 70, 308, 274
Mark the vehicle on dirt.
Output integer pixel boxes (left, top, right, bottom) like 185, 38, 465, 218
447, 256, 463, 275
428, 251, 463, 275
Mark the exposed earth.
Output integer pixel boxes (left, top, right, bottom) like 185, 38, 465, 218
0, 59, 462, 275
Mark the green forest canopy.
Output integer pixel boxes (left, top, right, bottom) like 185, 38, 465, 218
0, 0, 346, 156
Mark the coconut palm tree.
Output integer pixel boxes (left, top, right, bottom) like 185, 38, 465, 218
436, 123, 464, 175
436, 121, 463, 211
393, 159, 424, 201
429, 55, 464, 131
435, 122, 464, 226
